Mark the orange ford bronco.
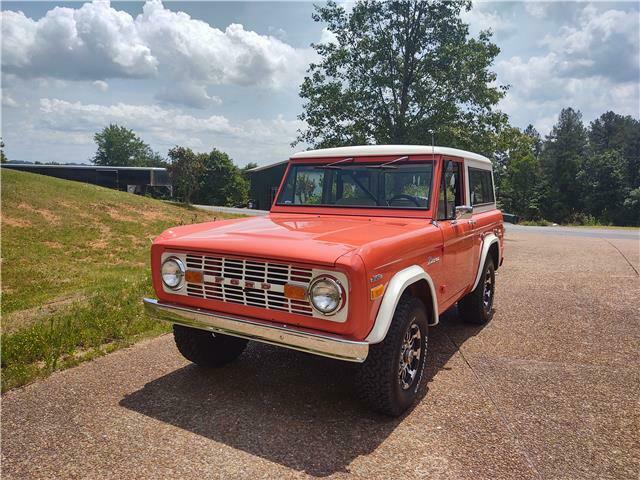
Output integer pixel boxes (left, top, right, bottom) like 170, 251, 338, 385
144, 145, 504, 416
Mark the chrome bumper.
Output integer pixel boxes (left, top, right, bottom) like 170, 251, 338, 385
143, 298, 369, 363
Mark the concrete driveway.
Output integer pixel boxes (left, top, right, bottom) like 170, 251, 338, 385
2, 228, 639, 479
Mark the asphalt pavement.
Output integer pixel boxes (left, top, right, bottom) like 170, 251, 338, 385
2, 229, 639, 479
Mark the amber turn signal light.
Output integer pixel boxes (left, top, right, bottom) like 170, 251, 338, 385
284, 283, 307, 300
370, 284, 385, 300
185, 270, 203, 283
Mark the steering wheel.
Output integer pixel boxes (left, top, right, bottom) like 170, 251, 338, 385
387, 194, 421, 207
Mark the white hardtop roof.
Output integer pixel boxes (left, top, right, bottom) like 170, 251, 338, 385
291, 145, 491, 164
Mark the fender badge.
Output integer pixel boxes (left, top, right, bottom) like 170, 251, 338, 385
370, 273, 383, 283
427, 256, 440, 266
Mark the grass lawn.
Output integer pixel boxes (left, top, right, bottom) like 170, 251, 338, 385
1, 169, 240, 391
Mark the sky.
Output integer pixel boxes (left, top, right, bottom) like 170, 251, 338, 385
1, 1, 638, 167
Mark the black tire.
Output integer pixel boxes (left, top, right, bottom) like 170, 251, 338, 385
173, 325, 248, 367
459, 256, 495, 325
356, 295, 429, 417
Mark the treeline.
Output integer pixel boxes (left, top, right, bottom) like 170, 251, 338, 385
496, 109, 640, 226
91, 124, 255, 206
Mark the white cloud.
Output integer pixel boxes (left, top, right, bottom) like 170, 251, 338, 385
461, 2, 514, 36
540, 5, 638, 82
319, 28, 338, 45
496, 4, 639, 133
524, 2, 548, 19
1, 0, 311, 106
34, 98, 304, 163
1, 92, 19, 108
155, 82, 222, 109
92, 80, 109, 92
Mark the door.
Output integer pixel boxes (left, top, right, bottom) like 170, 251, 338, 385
437, 159, 475, 301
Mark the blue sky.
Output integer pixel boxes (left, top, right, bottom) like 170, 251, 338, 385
1, 1, 638, 166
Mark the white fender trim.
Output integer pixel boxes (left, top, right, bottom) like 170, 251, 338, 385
365, 265, 439, 344
471, 233, 500, 291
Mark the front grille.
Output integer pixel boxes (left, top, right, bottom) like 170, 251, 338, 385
183, 253, 314, 316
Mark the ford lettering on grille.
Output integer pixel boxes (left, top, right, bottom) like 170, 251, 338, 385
183, 254, 314, 316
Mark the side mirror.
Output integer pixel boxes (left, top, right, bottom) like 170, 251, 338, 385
455, 205, 473, 220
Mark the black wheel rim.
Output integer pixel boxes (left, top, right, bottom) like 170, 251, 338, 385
398, 320, 423, 390
482, 267, 494, 313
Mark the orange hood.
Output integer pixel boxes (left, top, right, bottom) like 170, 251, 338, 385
153, 213, 430, 267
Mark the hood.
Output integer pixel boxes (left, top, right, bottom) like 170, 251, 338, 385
154, 213, 429, 266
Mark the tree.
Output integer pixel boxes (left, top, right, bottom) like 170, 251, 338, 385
191, 149, 249, 207
589, 112, 640, 190
539, 108, 588, 222
577, 150, 628, 224
296, 0, 508, 151
92, 124, 166, 167
495, 128, 542, 219
0, 138, 7, 163
167, 146, 205, 204
241, 162, 258, 179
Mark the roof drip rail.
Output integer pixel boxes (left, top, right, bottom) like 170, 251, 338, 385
367, 156, 409, 169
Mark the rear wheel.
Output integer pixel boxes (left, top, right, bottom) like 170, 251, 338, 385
356, 296, 428, 417
173, 325, 248, 367
459, 256, 495, 325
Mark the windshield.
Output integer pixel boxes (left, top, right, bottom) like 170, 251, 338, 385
276, 162, 433, 209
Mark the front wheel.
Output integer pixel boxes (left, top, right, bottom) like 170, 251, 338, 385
356, 296, 428, 417
458, 256, 495, 325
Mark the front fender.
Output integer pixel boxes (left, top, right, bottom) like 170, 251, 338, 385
365, 265, 439, 344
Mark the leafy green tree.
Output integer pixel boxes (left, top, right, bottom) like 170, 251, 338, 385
523, 124, 542, 158
1, 138, 7, 163
296, 0, 508, 150
495, 128, 542, 219
167, 146, 206, 204
192, 149, 249, 207
241, 162, 259, 180
577, 150, 628, 224
589, 112, 640, 190
539, 108, 588, 222
92, 124, 166, 167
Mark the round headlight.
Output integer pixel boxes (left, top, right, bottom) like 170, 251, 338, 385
161, 257, 185, 290
309, 277, 343, 315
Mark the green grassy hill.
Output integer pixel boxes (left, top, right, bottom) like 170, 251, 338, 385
1, 169, 238, 391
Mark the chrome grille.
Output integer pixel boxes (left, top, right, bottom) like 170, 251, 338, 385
184, 253, 314, 316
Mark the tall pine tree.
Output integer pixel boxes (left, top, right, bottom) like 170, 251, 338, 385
539, 108, 588, 223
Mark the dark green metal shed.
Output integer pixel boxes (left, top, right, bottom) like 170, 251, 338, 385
248, 160, 288, 210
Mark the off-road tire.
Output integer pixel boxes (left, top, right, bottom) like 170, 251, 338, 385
458, 256, 496, 325
173, 325, 248, 367
356, 295, 428, 417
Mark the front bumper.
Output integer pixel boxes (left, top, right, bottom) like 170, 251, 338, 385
143, 298, 369, 363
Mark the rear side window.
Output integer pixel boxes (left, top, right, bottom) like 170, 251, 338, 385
469, 168, 495, 206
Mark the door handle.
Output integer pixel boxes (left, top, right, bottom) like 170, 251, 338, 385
469, 219, 477, 226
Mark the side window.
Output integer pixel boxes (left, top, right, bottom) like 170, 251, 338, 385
438, 160, 463, 219
469, 168, 495, 206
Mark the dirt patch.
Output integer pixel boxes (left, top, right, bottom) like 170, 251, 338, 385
3, 217, 32, 228
43, 241, 63, 249
90, 224, 112, 250
103, 205, 137, 223
17, 203, 61, 225
2, 293, 87, 334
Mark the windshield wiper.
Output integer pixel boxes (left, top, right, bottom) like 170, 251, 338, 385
314, 157, 354, 170
367, 155, 409, 169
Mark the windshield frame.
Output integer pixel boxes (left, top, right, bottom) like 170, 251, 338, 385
271, 155, 438, 218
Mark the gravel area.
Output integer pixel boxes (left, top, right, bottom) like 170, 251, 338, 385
2, 230, 639, 479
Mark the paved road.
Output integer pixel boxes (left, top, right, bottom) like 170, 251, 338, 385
2, 230, 639, 479
505, 223, 639, 240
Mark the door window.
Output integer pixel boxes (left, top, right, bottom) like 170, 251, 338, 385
438, 161, 464, 219
468, 168, 495, 205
